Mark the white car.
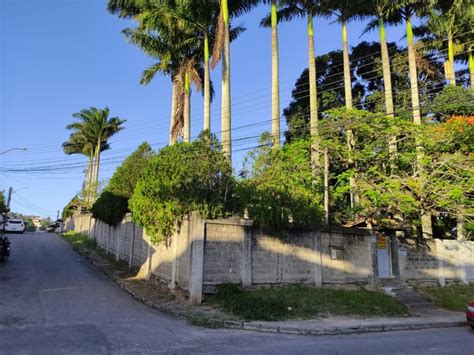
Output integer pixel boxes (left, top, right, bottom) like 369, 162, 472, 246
4, 218, 25, 233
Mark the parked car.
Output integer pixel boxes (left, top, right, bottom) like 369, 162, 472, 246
467, 300, 474, 329
4, 219, 25, 233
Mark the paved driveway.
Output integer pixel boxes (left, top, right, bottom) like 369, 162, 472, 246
0, 232, 471, 354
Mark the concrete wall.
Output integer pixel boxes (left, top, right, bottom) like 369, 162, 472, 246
63, 213, 474, 303
398, 239, 474, 285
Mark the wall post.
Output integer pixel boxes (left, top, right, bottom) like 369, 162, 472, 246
241, 225, 252, 286
129, 222, 135, 267
188, 212, 205, 305
314, 231, 323, 287
436, 240, 446, 287
170, 231, 178, 290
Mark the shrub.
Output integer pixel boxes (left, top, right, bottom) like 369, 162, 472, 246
107, 142, 153, 198
429, 86, 474, 122
62, 195, 81, 220
91, 191, 128, 226
91, 142, 153, 225
239, 135, 323, 231
130, 131, 236, 244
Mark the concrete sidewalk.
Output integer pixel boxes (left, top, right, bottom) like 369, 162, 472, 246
222, 309, 466, 336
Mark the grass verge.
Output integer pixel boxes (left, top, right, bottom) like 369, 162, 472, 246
213, 284, 410, 321
62, 230, 97, 251
418, 283, 474, 311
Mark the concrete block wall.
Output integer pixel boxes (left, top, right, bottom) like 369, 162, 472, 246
399, 240, 444, 283
63, 213, 474, 304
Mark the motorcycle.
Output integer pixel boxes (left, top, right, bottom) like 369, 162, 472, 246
0, 236, 10, 261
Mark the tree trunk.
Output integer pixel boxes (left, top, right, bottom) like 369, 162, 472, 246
407, 16, 433, 239
457, 209, 466, 240
324, 148, 329, 225
447, 32, 456, 86
170, 80, 177, 145
203, 33, 211, 132
342, 18, 358, 208
342, 19, 352, 109
93, 140, 101, 203
469, 48, 474, 90
184, 72, 191, 143
308, 11, 320, 177
406, 17, 421, 126
221, 0, 231, 160
271, 0, 280, 147
83, 158, 92, 205
379, 16, 397, 174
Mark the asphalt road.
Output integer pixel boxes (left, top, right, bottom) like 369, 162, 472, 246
0, 231, 472, 354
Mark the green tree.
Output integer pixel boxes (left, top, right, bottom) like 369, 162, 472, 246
240, 134, 323, 231
129, 131, 235, 244
429, 86, 474, 121
91, 142, 154, 225
0, 191, 8, 213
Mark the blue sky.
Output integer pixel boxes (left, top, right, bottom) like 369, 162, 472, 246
0, 0, 405, 219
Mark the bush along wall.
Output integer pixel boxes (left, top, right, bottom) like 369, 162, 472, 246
92, 142, 153, 225
129, 131, 236, 244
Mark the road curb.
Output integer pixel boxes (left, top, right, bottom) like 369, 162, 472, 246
63, 236, 467, 337
229, 319, 466, 336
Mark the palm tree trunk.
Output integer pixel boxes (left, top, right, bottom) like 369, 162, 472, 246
184, 72, 191, 143
203, 33, 211, 132
406, 17, 421, 126
83, 158, 92, 203
308, 10, 320, 177
170, 80, 177, 145
93, 140, 101, 202
271, 0, 280, 147
407, 16, 432, 239
221, 0, 231, 160
469, 47, 473, 89
447, 32, 456, 86
379, 16, 397, 174
342, 19, 352, 109
342, 18, 357, 208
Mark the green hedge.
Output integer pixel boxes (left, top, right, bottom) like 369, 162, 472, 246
130, 132, 235, 244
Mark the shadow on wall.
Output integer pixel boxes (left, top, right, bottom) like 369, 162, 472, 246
63, 212, 474, 305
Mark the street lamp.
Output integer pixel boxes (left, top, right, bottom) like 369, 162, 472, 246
0, 148, 27, 155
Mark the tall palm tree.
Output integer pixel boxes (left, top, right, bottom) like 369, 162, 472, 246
66, 107, 126, 201
63, 132, 110, 205
416, 0, 472, 86
319, 0, 365, 208
211, 0, 263, 160
270, 0, 322, 176
384, 0, 433, 238
361, 1, 399, 173
260, 0, 281, 147
108, 0, 198, 144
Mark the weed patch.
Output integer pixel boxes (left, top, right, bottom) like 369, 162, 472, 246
213, 284, 409, 321
418, 283, 474, 311
62, 231, 97, 251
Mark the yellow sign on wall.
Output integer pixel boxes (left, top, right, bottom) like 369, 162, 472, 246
377, 235, 388, 249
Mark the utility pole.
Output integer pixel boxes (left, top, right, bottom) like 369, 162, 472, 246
56, 210, 60, 220
6, 186, 13, 209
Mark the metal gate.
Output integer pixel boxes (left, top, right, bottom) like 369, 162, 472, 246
376, 235, 392, 278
